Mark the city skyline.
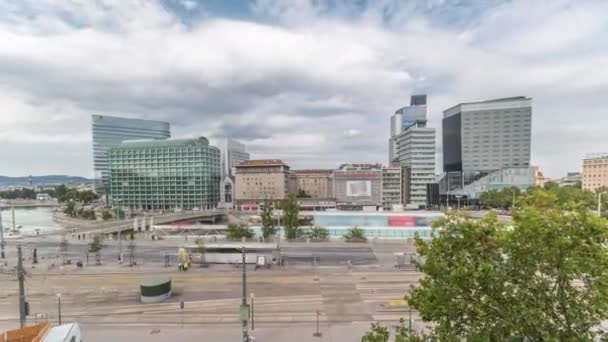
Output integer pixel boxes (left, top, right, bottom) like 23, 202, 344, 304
1, 0, 607, 178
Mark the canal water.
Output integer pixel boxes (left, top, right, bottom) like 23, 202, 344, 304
0, 207, 62, 236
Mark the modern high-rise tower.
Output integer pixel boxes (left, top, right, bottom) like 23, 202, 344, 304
390, 95, 436, 208
92, 115, 171, 195
442, 96, 532, 187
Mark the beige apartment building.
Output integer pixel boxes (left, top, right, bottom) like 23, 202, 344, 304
234, 159, 294, 206
292, 170, 334, 199
583, 154, 608, 192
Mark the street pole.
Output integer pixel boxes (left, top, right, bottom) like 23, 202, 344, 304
0, 207, 5, 259
250, 293, 254, 331
18, 245, 26, 328
57, 294, 62, 325
313, 309, 322, 337
598, 192, 603, 216
408, 305, 412, 333
12, 200, 16, 231
512, 190, 516, 209
242, 247, 249, 341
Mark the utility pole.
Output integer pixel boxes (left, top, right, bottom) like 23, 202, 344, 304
12, 200, 16, 232
18, 245, 26, 328
241, 246, 249, 341
0, 207, 5, 259
57, 294, 62, 325
598, 192, 603, 216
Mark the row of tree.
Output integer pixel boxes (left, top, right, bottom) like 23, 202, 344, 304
51, 185, 98, 204
363, 187, 608, 340
0, 188, 37, 200
479, 181, 608, 215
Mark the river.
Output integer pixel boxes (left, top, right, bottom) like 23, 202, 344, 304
0, 206, 62, 236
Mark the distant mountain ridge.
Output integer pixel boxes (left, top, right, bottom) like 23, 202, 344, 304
0, 175, 94, 187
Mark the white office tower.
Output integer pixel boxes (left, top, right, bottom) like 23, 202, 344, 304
392, 95, 436, 208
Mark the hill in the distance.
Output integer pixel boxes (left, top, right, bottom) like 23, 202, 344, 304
0, 175, 94, 187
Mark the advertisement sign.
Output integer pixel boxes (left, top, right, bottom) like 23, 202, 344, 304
388, 216, 417, 227
346, 181, 371, 197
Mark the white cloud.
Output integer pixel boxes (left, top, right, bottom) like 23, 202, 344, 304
0, 0, 607, 178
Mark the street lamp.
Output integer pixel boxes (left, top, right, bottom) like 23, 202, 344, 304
56, 293, 62, 325
598, 192, 604, 216
250, 292, 255, 331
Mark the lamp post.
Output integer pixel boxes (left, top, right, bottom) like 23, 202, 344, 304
241, 247, 249, 341
250, 292, 255, 331
599, 192, 603, 216
0, 207, 4, 259
56, 293, 62, 325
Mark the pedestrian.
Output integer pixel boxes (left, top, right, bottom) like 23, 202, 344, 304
78, 234, 80, 240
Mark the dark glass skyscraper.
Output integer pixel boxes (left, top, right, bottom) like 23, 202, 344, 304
442, 97, 532, 185
92, 115, 170, 194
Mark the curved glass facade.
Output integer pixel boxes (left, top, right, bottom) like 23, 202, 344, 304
108, 137, 221, 210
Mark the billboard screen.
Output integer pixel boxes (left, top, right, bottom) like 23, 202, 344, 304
346, 180, 371, 197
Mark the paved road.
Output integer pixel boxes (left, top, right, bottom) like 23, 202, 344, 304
0, 266, 424, 337
2, 239, 382, 266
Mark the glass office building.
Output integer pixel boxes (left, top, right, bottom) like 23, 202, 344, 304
92, 115, 171, 194
108, 137, 221, 211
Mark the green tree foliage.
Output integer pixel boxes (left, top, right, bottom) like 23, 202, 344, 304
296, 189, 311, 198
361, 323, 390, 342
101, 210, 112, 221
282, 194, 300, 240
260, 198, 276, 239
480, 182, 607, 216
53, 185, 98, 204
478, 186, 521, 209
343, 226, 367, 242
226, 223, 254, 240
63, 202, 76, 217
88, 235, 104, 253
408, 189, 608, 340
0, 188, 36, 200
304, 225, 329, 241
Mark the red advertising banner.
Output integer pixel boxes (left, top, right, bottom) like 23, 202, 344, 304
388, 216, 417, 227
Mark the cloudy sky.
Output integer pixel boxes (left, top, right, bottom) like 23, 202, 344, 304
0, 0, 606, 178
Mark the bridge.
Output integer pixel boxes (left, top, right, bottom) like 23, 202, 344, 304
55, 210, 227, 236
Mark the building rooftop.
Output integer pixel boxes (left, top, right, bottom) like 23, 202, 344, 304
443, 96, 532, 118
337, 163, 383, 170
237, 159, 288, 167
114, 137, 210, 150
584, 153, 608, 160
291, 169, 333, 175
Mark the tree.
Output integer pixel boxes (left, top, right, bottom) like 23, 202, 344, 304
361, 323, 389, 342
304, 225, 329, 241
362, 321, 434, 342
63, 202, 76, 217
77, 190, 98, 204
260, 198, 276, 239
282, 194, 301, 240
296, 189, 311, 198
88, 235, 104, 254
343, 226, 366, 242
408, 189, 608, 340
226, 223, 253, 240
127, 239, 136, 266
59, 235, 69, 265
101, 210, 112, 221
